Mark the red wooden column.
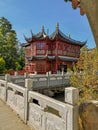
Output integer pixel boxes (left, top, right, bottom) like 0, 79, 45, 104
55, 41, 59, 73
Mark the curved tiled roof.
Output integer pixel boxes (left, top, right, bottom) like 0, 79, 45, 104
24, 26, 47, 43
21, 41, 30, 47
47, 56, 56, 60
58, 56, 78, 62
23, 23, 86, 47
50, 23, 86, 46
33, 25, 47, 39
33, 55, 46, 60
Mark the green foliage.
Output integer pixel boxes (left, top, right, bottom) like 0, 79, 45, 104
4, 31, 18, 70
0, 17, 24, 71
0, 17, 12, 36
0, 17, 18, 69
0, 57, 5, 74
15, 62, 22, 70
70, 48, 98, 103
17, 45, 25, 70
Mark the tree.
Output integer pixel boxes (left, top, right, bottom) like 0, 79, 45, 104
0, 17, 18, 70
65, 0, 98, 48
70, 48, 98, 103
4, 31, 18, 70
0, 57, 5, 74
17, 43, 25, 70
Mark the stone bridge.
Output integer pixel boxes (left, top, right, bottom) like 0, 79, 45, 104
0, 74, 78, 130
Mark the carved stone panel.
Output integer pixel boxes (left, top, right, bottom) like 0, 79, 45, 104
16, 95, 24, 119
28, 103, 43, 130
45, 112, 66, 130
7, 90, 14, 105
0, 87, 5, 101
7, 90, 25, 120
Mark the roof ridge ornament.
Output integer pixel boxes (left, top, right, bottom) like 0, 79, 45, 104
56, 22, 59, 31
42, 25, 45, 33
23, 34, 28, 41
68, 34, 71, 38
30, 30, 33, 37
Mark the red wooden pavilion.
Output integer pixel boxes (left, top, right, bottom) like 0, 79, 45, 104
22, 23, 86, 74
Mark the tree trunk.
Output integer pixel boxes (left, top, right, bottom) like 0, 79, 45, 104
80, 0, 98, 48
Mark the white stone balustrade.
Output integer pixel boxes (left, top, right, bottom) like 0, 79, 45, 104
5, 73, 70, 89
0, 74, 79, 130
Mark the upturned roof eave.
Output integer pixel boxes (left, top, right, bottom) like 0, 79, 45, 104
21, 42, 30, 47
50, 36, 86, 46
50, 29, 86, 46
23, 24, 86, 47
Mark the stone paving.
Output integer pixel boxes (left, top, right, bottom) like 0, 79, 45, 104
0, 99, 32, 130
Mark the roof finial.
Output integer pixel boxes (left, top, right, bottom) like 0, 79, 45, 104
42, 25, 44, 32
30, 29, 33, 37
68, 34, 71, 38
56, 22, 59, 30
23, 34, 29, 42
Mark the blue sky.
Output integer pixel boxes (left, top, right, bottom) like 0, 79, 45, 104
0, 0, 96, 48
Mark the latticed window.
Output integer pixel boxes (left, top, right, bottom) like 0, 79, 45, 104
58, 43, 62, 50
36, 42, 45, 49
31, 65, 36, 71
36, 64, 45, 72
52, 45, 55, 49
37, 50, 45, 54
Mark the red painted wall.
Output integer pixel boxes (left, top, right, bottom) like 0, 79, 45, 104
25, 39, 81, 74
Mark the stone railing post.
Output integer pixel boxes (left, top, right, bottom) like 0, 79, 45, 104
24, 72, 28, 78
24, 78, 33, 123
4, 74, 10, 101
62, 73, 64, 86
5, 74, 10, 82
14, 71, 18, 76
47, 72, 50, 88
65, 87, 79, 130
